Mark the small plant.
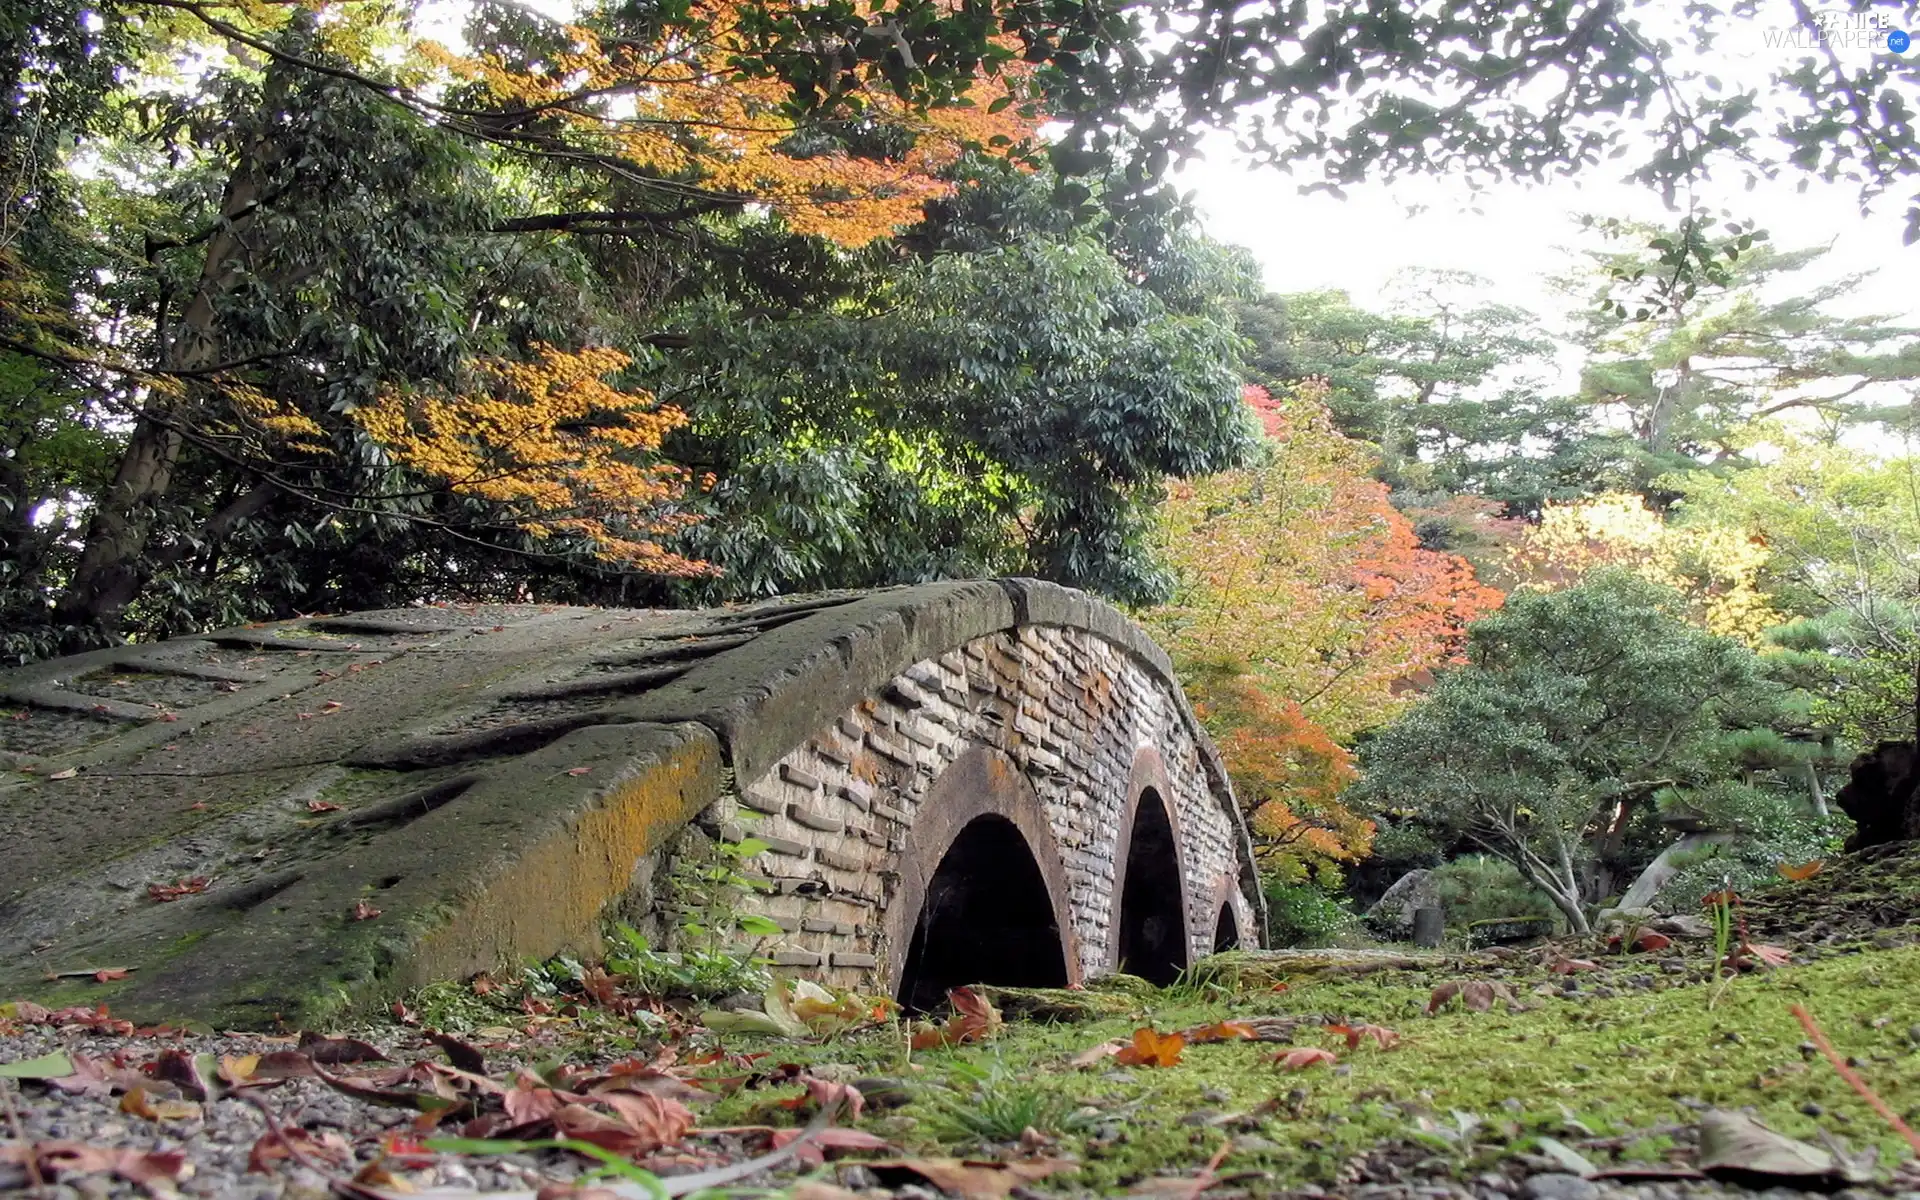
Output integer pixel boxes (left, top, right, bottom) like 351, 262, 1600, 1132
605, 923, 771, 1001
1705, 880, 1737, 1009
925, 1061, 1104, 1145
670, 833, 783, 952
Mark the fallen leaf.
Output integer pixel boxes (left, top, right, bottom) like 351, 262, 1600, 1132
0, 1050, 75, 1080
352, 899, 382, 921
307, 800, 342, 813
770, 1125, 893, 1167
1070, 1038, 1128, 1068
299, 1033, 391, 1065
1632, 930, 1673, 952
869, 1157, 1077, 1199
1114, 1027, 1185, 1068
1550, 958, 1600, 975
147, 876, 210, 902
248, 1126, 354, 1174
121, 1086, 203, 1122
424, 1030, 487, 1074
1181, 1020, 1257, 1044
566, 766, 593, 776
1777, 860, 1824, 881
1532, 1134, 1599, 1177
1696, 1108, 1872, 1186
47, 767, 78, 780
1274, 1047, 1338, 1070
1326, 1022, 1400, 1050
909, 986, 1003, 1050
93, 967, 129, 982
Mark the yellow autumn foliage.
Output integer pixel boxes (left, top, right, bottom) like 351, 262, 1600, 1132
421, 1, 1043, 247
1509, 493, 1780, 643
352, 345, 713, 576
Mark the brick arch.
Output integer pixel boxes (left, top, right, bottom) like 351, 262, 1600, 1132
1110, 746, 1192, 981
882, 746, 1079, 1004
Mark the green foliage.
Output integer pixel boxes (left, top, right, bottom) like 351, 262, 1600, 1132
1353, 571, 1791, 932
667, 834, 782, 953
1427, 855, 1557, 929
604, 924, 771, 1002
1263, 879, 1355, 948
658, 168, 1258, 607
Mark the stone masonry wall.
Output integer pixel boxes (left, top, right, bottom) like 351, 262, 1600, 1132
718, 624, 1255, 988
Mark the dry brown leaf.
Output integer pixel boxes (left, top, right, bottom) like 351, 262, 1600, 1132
1274, 1047, 1337, 1070
870, 1157, 1077, 1200
1326, 1022, 1400, 1050
1070, 1038, 1128, 1068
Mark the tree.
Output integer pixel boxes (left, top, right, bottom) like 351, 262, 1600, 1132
1674, 443, 1920, 748
1507, 492, 1782, 644
1147, 380, 1502, 876
1566, 232, 1920, 491
652, 164, 1258, 607
1352, 572, 1789, 932
7, 0, 1044, 648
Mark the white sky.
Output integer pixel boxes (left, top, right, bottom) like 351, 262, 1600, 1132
1177, 149, 1919, 330
1175, 1, 1919, 336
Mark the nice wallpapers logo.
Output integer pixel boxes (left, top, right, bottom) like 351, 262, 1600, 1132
1764, 9, 1910, 52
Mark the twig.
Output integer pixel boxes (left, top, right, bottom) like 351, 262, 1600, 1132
1790, 1003, 1920, 1155
1, 1079, 45, 1189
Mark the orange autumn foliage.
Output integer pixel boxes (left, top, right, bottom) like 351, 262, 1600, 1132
353, 344, 712, 575
1152, 381, 1504, 875
423, 0, 1044, 247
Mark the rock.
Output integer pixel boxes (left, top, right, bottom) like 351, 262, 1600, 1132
1366, 869, 1441, 934
1521, 1173, 1598, 1200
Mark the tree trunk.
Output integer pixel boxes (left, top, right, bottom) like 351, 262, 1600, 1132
52, 104, 277, 639
1615, 832, 1735, 911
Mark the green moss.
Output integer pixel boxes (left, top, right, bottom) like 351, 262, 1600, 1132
683, 946, 1920, 1191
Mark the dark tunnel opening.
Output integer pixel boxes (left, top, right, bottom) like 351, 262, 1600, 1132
1213, 903, 1240, 953
896, 815, 1069, 1013
1116, 788, 1188, 985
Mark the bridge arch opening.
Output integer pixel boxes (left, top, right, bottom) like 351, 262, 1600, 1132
1213, 904, 1241, 953
1116, 786, 1188, 984
896, 814, 1069, 1013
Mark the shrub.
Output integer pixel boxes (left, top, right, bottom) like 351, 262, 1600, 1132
1428, 855, 1557, 929
1264, 878, 1354, 947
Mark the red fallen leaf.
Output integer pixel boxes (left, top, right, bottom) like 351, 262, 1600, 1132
380, 1132, 436, 1168
184, 801, 208, 811
306, 799, 342, 813
296, 712, 315, 720
147, 876, 210, 902
565, 766, 593, 776
157, 711, 179, 722
1428, 979, 1515, 1013
1633, 930, 1673, 952
248, 1126, 353, 1174
424, 1030, 487, 1074
1274, 1046, 1337, 1070
298, 1033, 391, 1065
771, 1125, 893, 1168
1426, 981, 1462, 1013
93, 968, 129, 982
1777, 859, 1824, 881
1551, 958, 1601, 974
777, 1074, 866, 1118
1731, 941, 1792, 969
149, 1049, 217, 1100
392, 1000, 420, 1025
1701, 888, 1739, 908
321, 699, 343, 711
1269, 982, 1291, 993
1114, 1027, 1186, 1068
1326, 1022, 1400, 1050
351, 899, 382, 921
45, 1054, 147, 1097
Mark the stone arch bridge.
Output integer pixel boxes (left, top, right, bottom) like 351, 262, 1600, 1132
0, 580, 1262, 1026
